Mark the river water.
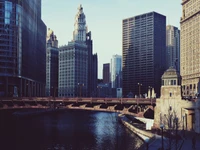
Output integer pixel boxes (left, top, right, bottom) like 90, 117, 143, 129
0, 109, 143, 150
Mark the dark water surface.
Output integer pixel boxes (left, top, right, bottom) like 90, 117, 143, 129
0, 109, 143, 150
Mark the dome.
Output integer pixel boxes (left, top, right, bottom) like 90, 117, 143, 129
162, 66, 180, 79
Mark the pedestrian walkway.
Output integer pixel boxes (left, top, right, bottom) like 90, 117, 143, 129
180, 131, 200, 150
146, 131, 200, 150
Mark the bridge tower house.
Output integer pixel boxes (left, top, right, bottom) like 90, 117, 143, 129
154, 66, 194, 131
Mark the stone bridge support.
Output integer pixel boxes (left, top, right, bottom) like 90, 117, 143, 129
94, 104, 101, 110
80, 104, 87, 108
107, 105, 117, 111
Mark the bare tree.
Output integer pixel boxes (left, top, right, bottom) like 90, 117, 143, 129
160, 105, 181, 150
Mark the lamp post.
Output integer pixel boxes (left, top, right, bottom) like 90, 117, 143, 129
78, 83, 84, 97
182, 115, 185, 137
175, 117, 178, 150
160, 124, 164, 150
138, 83, 142, 98
26, 83, 29, 97
97, 86, 102, 97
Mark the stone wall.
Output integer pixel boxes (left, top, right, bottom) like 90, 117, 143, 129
154, 97, 200, 133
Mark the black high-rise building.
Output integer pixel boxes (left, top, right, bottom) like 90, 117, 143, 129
92, 53, 98, 96
86, 31, 92, 96
0, 0, 46, 97
122, 12, 166, 97
103, 63, 110, 84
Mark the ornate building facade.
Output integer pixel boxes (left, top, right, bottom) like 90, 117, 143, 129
180, 0, 200, 97
46, 28, 58, 97
154, 67, 200, 134
58, 5, 97, 97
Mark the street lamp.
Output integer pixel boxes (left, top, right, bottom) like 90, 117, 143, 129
175, 117, 178, 150
26, 83, 29, 97
138, 83, 142, 98
78, 83, 84, 97
182, 115, 185, 137
97, 86, 102, 97
160, 124, 164, 150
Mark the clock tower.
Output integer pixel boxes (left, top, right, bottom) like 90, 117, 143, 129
73, 4, 87, 42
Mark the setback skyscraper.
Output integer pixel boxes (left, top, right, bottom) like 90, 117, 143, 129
46, 28, 58, 97
0, 0, 46, 97
122, 12, 166, 97
166, 25, 180, 72
180, 0, 200, 97
58, 5, 97, 97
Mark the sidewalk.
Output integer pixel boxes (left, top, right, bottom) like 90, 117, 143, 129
147, 131, 200, 150
180, 131, 200, 150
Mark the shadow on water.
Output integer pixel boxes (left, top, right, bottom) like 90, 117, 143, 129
0, 109, 143, 150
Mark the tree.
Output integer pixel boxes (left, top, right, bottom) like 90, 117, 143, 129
160, 105, 181, 150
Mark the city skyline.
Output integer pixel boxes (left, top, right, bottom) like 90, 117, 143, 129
42, 0, 182, 78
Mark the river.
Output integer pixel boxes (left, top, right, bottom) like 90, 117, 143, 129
0, 109, 143, 150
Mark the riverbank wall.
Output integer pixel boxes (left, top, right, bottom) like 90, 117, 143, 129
118, 114, 156, 149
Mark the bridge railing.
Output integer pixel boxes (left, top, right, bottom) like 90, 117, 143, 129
0, 97, 156, 105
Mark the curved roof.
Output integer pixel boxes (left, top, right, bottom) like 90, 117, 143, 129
162, 66, 180, 79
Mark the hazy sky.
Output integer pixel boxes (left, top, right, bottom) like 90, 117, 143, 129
42, 0, 182, 78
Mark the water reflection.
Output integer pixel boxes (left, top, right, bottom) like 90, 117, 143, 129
0, 109, 143, 150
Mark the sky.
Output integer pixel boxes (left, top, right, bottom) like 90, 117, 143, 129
42, 0, 182, 79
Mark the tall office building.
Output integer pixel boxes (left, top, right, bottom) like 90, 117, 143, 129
0, 0, 46, 97
91, 53, 98, 96
122, 12, 166, 97
86, 31, 98, 97
166, 25, 180, 72
59, 5, 97, 97
110, 54, 122, 88
103, 63, 110, 84
46, 28, 58, 97
181, 0, 200, 97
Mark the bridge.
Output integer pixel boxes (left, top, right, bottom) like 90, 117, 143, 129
0, 97, 156, 118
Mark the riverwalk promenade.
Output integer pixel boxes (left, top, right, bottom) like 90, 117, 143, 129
180, 131, 200, 150
119, 114, 200, 150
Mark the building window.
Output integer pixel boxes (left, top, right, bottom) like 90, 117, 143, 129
171, 80, 174, 85
170, 92, 172, 97
174, 80, 176, 85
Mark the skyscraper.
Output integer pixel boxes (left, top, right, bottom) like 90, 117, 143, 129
46, 28, 58, 97
91, 53, 98, 96
122, 12, 166, 97
166, 25, 180, 72
0, 0, 46, 97
103, 63, 110, 84
58, 5, 97, 97
110, 54, 122, 88
180, 0, 200, 97
86, 31, 98, 97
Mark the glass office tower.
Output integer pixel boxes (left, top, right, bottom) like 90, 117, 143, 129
110, 54, 122, 88
0, 0, 46, 97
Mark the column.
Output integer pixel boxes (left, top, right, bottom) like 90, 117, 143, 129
39, 84, 42, 96
5, 76, 8, 97
20, 78, 22, 97
36, 83, 39, 97
24, 79, 27, 97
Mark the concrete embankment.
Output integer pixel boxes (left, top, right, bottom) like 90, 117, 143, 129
118, 114, 156, 149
